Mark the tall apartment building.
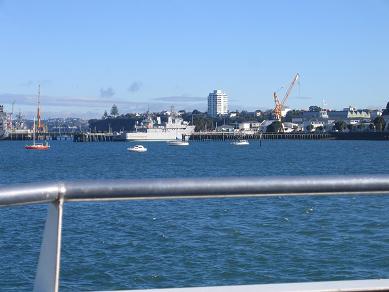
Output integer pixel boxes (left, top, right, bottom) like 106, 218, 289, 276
207, 90, 228, 118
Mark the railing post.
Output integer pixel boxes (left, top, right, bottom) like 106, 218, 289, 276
33, 198, 64, 292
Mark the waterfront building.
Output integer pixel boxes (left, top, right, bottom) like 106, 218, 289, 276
281, 107, 292, 118
238, 122, 251, 131
215, 124, 235, 133
354, 122, 374, 132
291, 117, 303, 124
258, 120, 275, 132
368, 110, 382, 120
283, 122, 299, 133
208, 90, 228, 118
303, 109, 329, 121
327, 106, 370, 122
250, 121, 262, 130
229, 112, 237, 118
303, 120, 325, 132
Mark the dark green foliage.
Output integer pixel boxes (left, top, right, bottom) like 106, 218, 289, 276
306, 124, 314, 132
334, 120, 347, 132
347, 124, 356, 132
373, 116, 386, 132
284, 110, 303, 122
110, 104, 119, 117
181, 110, 264, 131
266, 121, 282, 133
309, 105, 322, 112
192, 116, 214, 131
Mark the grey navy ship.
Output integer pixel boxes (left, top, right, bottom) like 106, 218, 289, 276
114, 112, 195, 141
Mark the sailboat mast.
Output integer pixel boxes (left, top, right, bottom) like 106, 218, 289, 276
37, 84, 42, 132
33, 117, 36, 145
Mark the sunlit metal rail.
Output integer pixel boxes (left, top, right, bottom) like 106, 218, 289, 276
1, 175, 389, 292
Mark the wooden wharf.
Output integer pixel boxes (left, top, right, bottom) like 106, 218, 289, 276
4, 131, 389, 142
5, 131, 114, 142
73, 132, 114, 142
7, 131, 74, 141
188, 132, 333, 141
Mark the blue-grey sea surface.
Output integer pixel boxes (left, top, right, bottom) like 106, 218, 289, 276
0, 140, 389, 291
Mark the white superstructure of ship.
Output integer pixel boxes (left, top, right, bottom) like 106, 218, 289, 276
0, 105, 9, 140
118, 112, 195, 141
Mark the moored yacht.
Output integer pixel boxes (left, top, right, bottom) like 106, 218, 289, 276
127, 145, 147, 152
25, 117, 50, 150
24, 86, 50, 150
231, 139, 249, 145
167, 140, 189, 146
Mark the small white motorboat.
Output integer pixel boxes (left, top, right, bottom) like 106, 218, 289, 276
128, 145, 147, 152
231, 139, 249, 146
167, 140, 189, 146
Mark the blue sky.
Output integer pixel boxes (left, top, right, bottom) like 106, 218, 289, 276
0, 0, 388, 118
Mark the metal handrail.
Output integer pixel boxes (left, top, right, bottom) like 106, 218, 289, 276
2, 175, 389, 207
2, 175, 389, 292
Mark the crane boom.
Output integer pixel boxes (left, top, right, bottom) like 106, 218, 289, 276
273, 73, 300, 121
281, 73, 299, 106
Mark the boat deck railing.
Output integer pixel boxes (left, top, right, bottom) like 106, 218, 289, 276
1, 175, 389, 292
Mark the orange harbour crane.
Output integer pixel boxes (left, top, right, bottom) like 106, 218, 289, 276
273, 73, 300, 121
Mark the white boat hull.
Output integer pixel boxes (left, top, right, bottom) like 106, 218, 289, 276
231, 140, 250, 145
128, 145, 147, 152
167, 141, 189, 146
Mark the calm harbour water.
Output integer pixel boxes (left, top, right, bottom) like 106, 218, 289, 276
0, 140, 389, 291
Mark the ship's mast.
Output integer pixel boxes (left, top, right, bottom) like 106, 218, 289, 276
10, 101, 15, 130
33, 116, 36, 145
37, 84, 43, 132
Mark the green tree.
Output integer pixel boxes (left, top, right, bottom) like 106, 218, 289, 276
193, 116, 214, 131
306, 124, 314, 132
284, 110, 303, 122
347, 124, 355, 132
266, 121, 282, 133
102, 110, 108, 119
334, 120, 347, 132
110, 104, 119, 117
373, 116, 386, 132
309, 105, 322, 112
382, 102, 389, 115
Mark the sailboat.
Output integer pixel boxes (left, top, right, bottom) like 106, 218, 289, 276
25, 117, 50, 150
25, 86, 50, 150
